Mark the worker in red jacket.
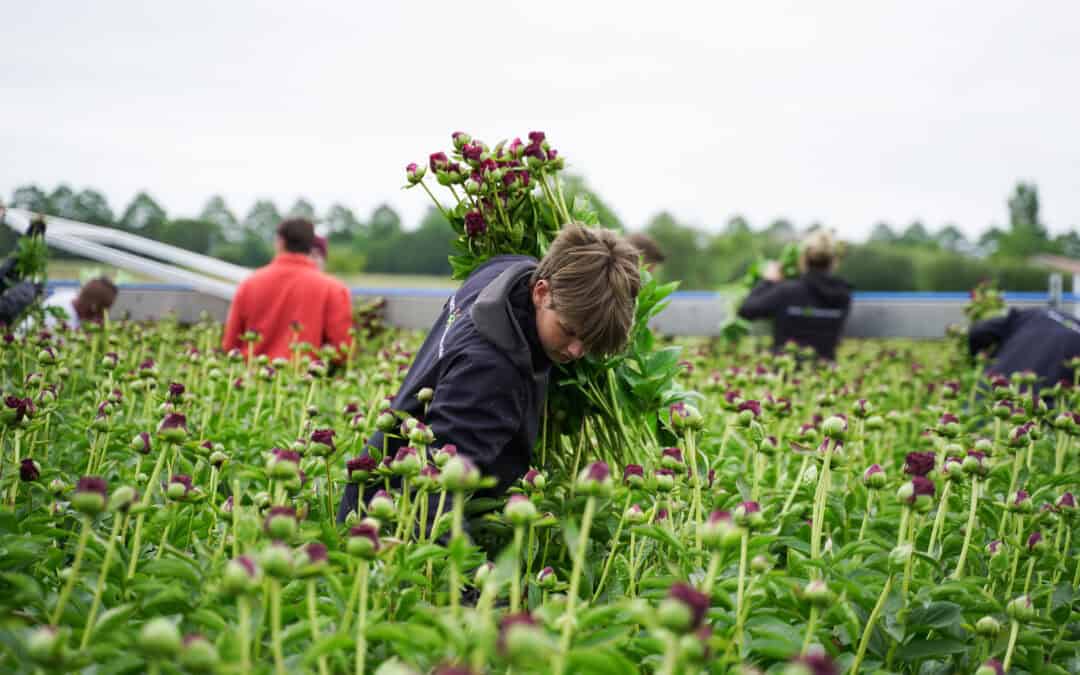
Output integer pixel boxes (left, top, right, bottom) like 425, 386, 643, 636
222, 218, 353, 360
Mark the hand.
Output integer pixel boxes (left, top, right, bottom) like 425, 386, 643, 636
763, 260, 783, 282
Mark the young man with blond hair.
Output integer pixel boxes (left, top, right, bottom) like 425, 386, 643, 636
737, 229, 853, 360
339, 223, 641, 519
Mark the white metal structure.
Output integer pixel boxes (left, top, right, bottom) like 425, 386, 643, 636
2, 208, 246, 300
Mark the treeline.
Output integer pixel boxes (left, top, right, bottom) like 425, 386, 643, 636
643, 182, 1073, 292
2, 181, 1072, 291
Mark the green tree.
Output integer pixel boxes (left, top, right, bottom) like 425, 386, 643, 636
10, 185, 51, 213
763, 219, 795, 242
73, 189, 115, 226
159, 218, 222, 255
324, 203, 364, 243
243, 200, 282, 240
48, 185, 79, 220
199, 196, 239, 242
215, 229, 273, 267
1001, 182, 1050, 257
869, 222, 896, 243
286, 198, 317, 221
368, 204, 402, 241
119, 191, 168, 238
645, 212, 708, 289
935, 224, 967, 253
899, 221, 932, 248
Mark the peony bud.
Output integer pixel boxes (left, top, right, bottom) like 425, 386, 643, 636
264, 506, 298, 541
862, 464, 886, 489
347, 453, 378, 483
888, 544, 913, 572
439, 455, 480, 492
658, 582, 710, 633
267, 449, 301, 481
1005, 594, 1035, 621
20, 458, 41, 482
623, 464, 645, 489
974, 660, 1004, 675
27, 625, 61, 664
72, 476, 108, 516
700, 510, 741, 550
504, 494, 538, 526
166, 474, 193, 501
576, 461, 614, 498
733, 501, 764, 530
139, 617, 181, 659
348, 522, 380, 560
180, 634, 220, 673
537, 566, 557, 590
353, 475, 390, 512
821, 415, 847, 441
975, 616, 1001, 638
260, 542, 294, 578
522, 468, 546, 492
156, 413, 188, 444
802, 580, 832, 607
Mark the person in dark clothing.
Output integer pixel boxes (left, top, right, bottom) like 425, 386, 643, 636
968, 307, 1080, 396
737, 230, 853, 360
0, 209, 45, 327
337, 223, 641, 522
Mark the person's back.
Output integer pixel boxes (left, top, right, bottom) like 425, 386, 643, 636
737, 230, 852, 360
969, 307, 1080, 394
222, 219, 352, 360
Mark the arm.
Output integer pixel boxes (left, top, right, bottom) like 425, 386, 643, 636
0, 281, 39, 326
425, 351, 524, 468
323, 283, 354, 354
737, 281, 789, 320
220, 284, 246, 353
968, 310, 1015, 356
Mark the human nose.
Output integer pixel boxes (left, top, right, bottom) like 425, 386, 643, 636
567, 340, 585, 360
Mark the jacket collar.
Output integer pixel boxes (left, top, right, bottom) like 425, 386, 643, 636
272, 253, 317, 268
471, 260, 546, 375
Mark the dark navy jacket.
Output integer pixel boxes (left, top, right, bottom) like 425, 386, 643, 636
737, 270, 853, 360
969, 307, 1080, 394
338, 255, 551, 521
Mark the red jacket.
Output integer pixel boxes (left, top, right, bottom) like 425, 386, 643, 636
222, 253, 353, 360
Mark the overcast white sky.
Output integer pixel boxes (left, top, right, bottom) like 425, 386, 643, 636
2, 1, 1078, 241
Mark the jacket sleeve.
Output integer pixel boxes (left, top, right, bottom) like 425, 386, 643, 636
322, 283, 354, 354
221, 283, 247, 353
968, 310, 1015, 356
0, 280, 39, 326
424, 350, 525, 468
737, 281, 788, 320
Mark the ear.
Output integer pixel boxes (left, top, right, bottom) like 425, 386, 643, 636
531, 279, 550, 307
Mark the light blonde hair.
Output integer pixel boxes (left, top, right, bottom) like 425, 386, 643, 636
532, 223, 641, 356
800, 229, 839, 272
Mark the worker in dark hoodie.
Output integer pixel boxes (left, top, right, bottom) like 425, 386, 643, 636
737, 230, 853, 360
338, 223, 641, 522
968, 306, 1080, 398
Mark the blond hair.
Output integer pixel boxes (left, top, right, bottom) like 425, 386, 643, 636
532, 223, 641, 356
800, 229, 838, 272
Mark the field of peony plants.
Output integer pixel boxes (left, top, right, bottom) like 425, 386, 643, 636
0, 318, 1078, 675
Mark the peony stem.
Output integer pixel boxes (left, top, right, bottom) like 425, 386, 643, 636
556, 496, 596, 675
952, 476, 980, 579
851, 574, 893, 674
51, 515, 92, 625
81, 513, 123, 648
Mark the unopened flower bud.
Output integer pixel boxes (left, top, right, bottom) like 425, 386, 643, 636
658, 582, 709, 633
139, 617, 181, 659
889, 544, 913, 572
975, 616, 1001, 638
862, 464, 886, 489
504, 494, 538, 526
821, 415, 847, 441
220, 558, 258, 596
180, 634, 219, 673
72, 476, 108, 516
803, 580, 832, 607
27, 625, 61, 664
576, 461, 613, 498
1005, 594, 1035, 621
